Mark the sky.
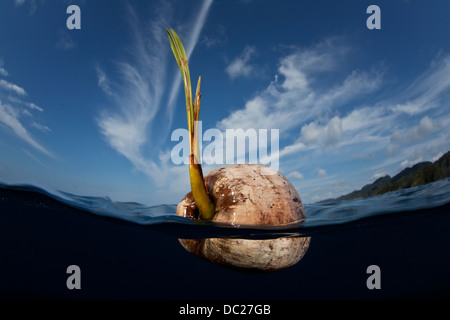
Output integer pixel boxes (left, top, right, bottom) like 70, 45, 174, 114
1, 0, 450, 205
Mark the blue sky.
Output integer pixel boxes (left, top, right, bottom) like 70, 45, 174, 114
1, 0, 450, 205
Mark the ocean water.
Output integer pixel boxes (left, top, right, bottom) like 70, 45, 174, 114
3, 177, 449, 234
1, 178, 450, 300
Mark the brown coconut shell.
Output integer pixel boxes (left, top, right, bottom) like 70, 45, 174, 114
176, 164, 310, 272
177, 164, 306, 225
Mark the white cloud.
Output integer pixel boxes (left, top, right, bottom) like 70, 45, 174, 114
371, 170, 387, 180
341, 106, 384, 132
55, 31, 77, 51
324, 116, 343, 146
316, 168, 327, 178
167, 0, 214, 124
32, 122, 51, 133
300, 122, 322, 144
277, 141, 307, 159
300, 116, 342, 147
14, 0, 37, 14
97, 0, 213, 184
201, 24, 227, 48
28, 102, 43, 112
390, 101, 423, 116
225, 45, 257, 79
96, 3, 170, 182
391, 116, 434, 144
0, 67, 8, 77
217, 38, 381, 135
22, 148, 46, 167
390, 56, 450, 116
287, 171, 304, 180
218, 48, 450, 191
0, 61, 51, 157
0, 100, 52, 157
0, 79, 27, 96
5, 96, 43, 112
95, 64, 114, 98
217, 40, 450, 203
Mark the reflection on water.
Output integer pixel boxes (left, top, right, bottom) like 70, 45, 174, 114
178, 236, 311, 273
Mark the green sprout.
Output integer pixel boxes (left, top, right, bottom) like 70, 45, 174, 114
166, 28, 215, 220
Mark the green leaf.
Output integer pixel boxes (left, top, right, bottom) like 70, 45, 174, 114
166, 28, 194, 134
166, 28, 181, 67
169, 29, 188, 65
166, 27, 215, 220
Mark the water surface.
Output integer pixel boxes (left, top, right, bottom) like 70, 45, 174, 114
2, 177, 450, 238
2, 178, 450, 299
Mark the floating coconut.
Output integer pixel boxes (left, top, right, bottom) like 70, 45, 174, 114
167, 29, 310, 272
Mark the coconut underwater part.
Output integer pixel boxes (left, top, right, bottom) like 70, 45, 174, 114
176, 164, 310, 272
178, 237, 311, 273
167, 28, 310, 272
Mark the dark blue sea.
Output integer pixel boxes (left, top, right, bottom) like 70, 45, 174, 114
1, 178, 450, 306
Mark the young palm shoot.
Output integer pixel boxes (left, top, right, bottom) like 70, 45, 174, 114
166, 28, 215, 220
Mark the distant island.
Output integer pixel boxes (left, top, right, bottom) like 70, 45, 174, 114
335, 150, 450, 201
